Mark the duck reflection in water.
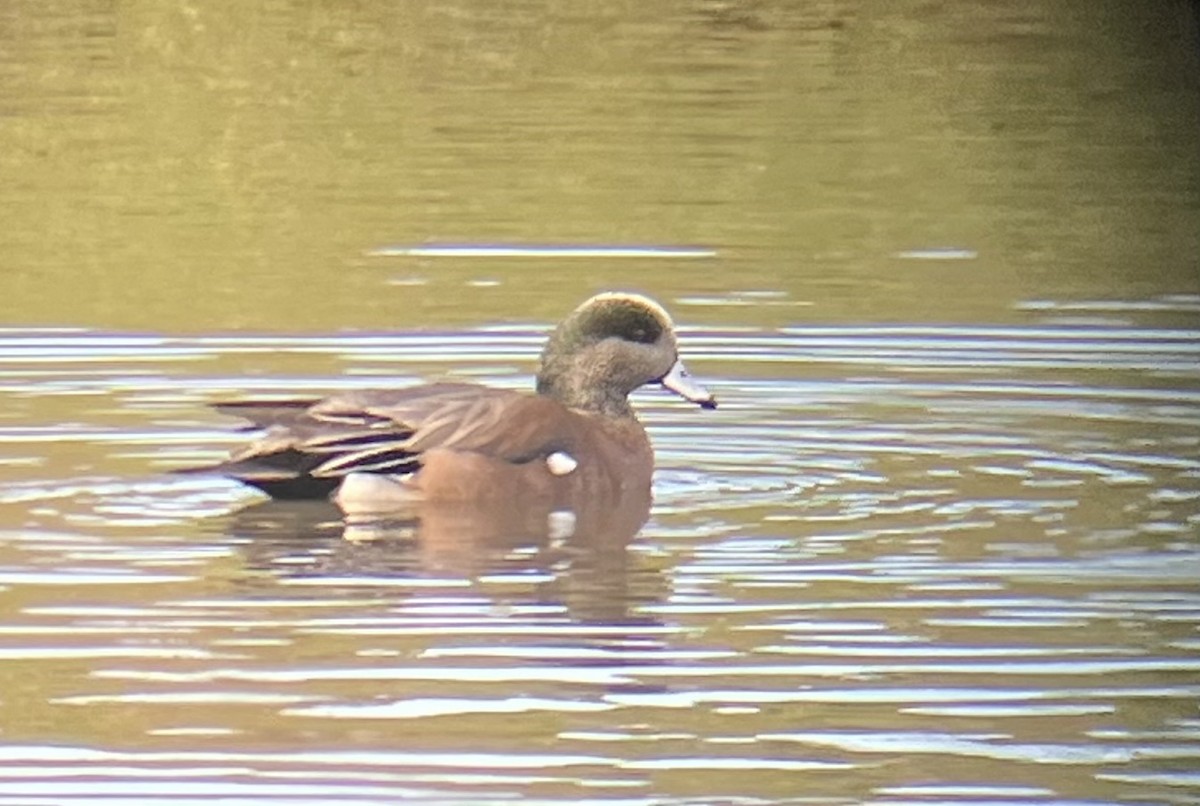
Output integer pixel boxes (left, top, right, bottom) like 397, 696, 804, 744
225, 483, 651, 589
188, 293, 715, 576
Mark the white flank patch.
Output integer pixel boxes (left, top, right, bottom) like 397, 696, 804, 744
546, 451, 578, 476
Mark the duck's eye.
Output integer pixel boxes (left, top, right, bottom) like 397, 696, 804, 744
620, 314, 661, 344
579, 298, 664, 344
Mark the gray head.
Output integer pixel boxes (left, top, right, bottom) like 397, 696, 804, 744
537, 292, 716, 417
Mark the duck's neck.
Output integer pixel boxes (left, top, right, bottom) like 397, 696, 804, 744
537, 371, 635, 419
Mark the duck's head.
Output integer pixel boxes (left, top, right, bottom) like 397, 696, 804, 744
537, 292, 716, 417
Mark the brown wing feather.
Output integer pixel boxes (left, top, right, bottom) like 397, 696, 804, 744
195, 383, 581, 499
353, 389, 580, 461
211, 399, 321, 429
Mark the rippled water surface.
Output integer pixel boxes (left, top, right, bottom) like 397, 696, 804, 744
2, 304, 1198, 804
2, 1, 1199, 804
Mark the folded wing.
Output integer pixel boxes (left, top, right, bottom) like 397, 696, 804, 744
197, 383, 577, 500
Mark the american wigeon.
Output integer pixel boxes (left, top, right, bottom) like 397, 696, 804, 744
195, 292, 715, 517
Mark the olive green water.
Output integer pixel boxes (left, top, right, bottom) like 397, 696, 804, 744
1, 2, 1199, 804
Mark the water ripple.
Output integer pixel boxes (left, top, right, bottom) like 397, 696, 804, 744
0, 321, 1197, 804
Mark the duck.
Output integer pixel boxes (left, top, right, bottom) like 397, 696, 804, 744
193, 292, 716, 518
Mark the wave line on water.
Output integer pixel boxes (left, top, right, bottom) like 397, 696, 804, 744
367, 244, 717, 259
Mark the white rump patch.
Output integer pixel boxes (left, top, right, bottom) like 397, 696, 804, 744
546, 451, 578, 476
334, 472, 417, 520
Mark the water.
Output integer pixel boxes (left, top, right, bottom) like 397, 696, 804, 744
1, 1, 1199, 804
1, 317, 1197, 804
